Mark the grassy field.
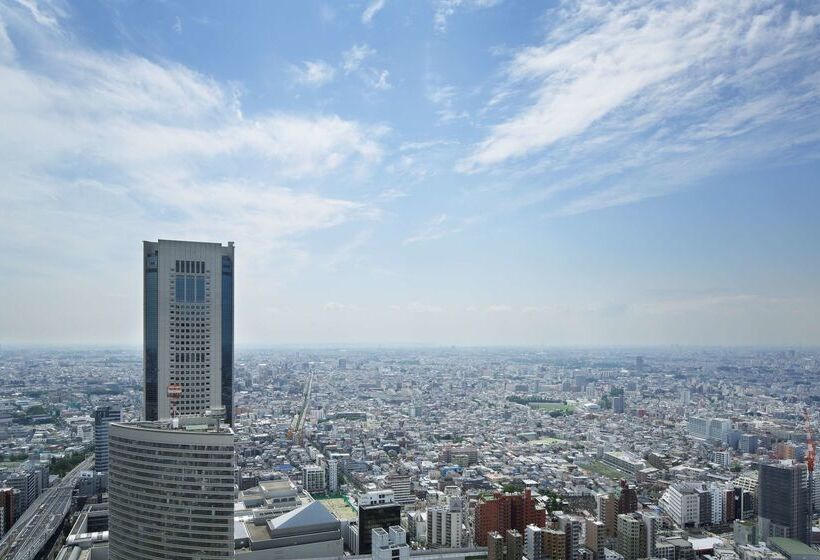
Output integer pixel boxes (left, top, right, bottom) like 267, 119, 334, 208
583, 460, 626, 479
529, 402, 573, 413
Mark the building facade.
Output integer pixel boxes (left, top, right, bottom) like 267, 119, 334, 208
108, 416, 235, 560
358, 490, 402, 555
758, 461, 811, 545
427, 497, 463, 548
474, 489, 546, 546
93, 404, 121, 474
143, 239, 234, 424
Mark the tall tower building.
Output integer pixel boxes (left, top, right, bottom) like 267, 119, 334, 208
758, 461, 811, 544
143, 240, 235, 424
108, 415, 235, 560
93, 404, 121, 474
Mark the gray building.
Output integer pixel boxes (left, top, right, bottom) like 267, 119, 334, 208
758, 461, 810, 545
93, 404, 121, 474
108, 414, 235, 560
143, 239, 235, 424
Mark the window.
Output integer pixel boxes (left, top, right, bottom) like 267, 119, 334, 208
196, 276, 205, 303
186, 276, 195, 303
175, 276, 185, 302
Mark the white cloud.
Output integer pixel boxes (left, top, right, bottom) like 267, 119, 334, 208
172, 15, 182, 35
433, 0, 501, 33
403, 213, 453, 245
426, 83, 468, 122
486, 304, 512, 313
362, 0, 385, 25
458, 0, 820, 213
366, 68, 391, 90
342, 43, 375, 73
292, 59, 336, 86
14, 0, 63, 30
0, 2, 386, 279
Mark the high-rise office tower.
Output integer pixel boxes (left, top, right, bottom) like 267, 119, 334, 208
93, 404, 121, 474
143, 240, 235, 424
612, 396, 625, 414
108, 415, 235, 560
758, 461, 811, 544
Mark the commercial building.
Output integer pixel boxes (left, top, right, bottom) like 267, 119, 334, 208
586, 519, 606, 560
506, 529, 523, 560
143, 239, 235, 423
327, 459, 339, 493
769, 537, 820, 560
427, 495, 463, 548
441, 446, 479, 466
758, 462, 810, 545
93, 404, 121, 474
487, 531, 504, 560
601, 452, 646, 475
616, 513, 656, 560
659, 484, 701, 528
387, 473, 414, 504
234, 500, 343, 559
373, 526, 410, 560
357, 490, 402, 555
0, 487, 16, 534
108, 414, 235, 560
236, 479, 303, 521
302, 464, 326, 494
474, 489, 546, 547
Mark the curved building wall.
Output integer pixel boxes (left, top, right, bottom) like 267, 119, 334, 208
108, 422, 235, 560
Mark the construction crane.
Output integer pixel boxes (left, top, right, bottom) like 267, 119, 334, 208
804, 407, 815, 515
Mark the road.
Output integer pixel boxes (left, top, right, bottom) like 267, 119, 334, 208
0, 456, 93, 560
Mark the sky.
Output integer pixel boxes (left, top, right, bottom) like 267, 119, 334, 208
0, 0, 819, 347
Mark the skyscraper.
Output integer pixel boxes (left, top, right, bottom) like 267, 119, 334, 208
108, 414, 235, 560
758, 461, 811, 544
93, 404, 121, 474
143, 239, 234, 424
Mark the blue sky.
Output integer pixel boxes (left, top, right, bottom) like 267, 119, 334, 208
0, 0, 819, 346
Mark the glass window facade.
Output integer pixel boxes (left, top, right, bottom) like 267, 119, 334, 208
144, 253, 159, 421
221, 256, 233, 425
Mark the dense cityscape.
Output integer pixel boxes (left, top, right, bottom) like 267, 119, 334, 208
2, 0, 819, 559
1, 277, 819, 560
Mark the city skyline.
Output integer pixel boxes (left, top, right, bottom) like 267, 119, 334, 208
1, 0, 819, 347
